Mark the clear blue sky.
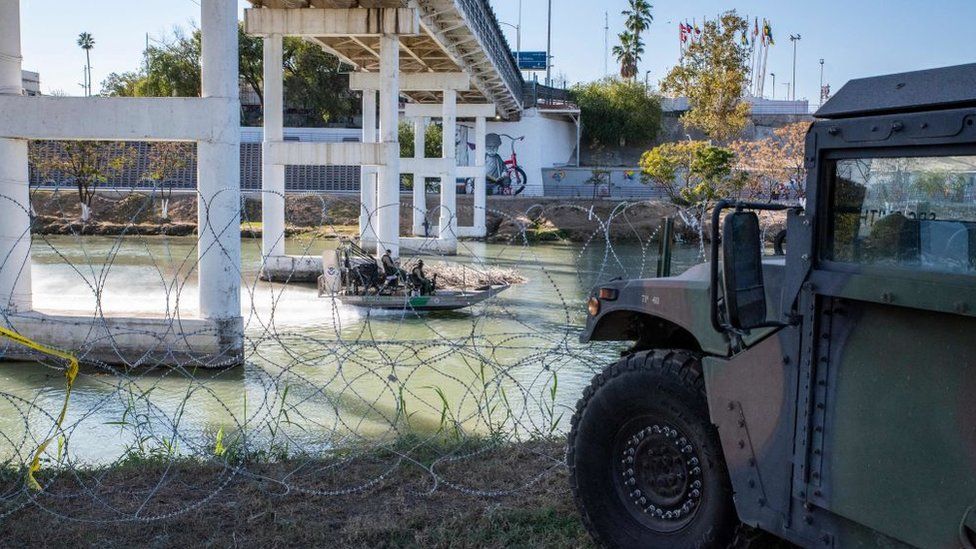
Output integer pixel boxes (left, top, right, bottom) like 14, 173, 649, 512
19, 0, 976, 105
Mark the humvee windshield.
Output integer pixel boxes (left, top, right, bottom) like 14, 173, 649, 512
826, 155, 976, 273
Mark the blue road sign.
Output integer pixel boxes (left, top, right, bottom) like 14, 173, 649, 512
516, 51, 547, 71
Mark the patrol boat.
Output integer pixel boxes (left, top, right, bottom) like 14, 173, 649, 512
318, 240, 508, 311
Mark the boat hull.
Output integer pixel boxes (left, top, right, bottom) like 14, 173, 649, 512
334, 286, 509, 311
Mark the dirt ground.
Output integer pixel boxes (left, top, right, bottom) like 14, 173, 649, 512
0, 439, 593, 548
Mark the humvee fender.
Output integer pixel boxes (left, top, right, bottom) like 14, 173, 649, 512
581, 263, 731, 357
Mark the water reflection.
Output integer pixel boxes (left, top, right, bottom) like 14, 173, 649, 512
2, 235, 704, 464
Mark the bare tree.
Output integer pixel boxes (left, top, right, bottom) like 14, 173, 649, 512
144, 142, 193, 220
31, 141, 136, 222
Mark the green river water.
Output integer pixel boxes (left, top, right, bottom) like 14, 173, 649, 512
0, 235, 704, 464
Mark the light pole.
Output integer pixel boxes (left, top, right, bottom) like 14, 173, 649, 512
499, 20, 521, 69
546, 0, 552, 86
644, 70, 651, 93
789, 34, 801, 101
819, 58, 825, 107
770, 72, 776, 100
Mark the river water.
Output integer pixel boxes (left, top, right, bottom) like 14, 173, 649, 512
1, 235, 703, 465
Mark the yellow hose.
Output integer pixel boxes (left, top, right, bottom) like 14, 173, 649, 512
0, 326, 79, 490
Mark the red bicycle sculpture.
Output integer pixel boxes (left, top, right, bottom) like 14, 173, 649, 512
486, 133, 527, 196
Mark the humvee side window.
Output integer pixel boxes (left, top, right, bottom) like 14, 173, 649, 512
827, 156, 976, 273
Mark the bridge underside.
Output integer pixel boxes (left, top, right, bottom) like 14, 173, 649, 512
250, 0, 522, 119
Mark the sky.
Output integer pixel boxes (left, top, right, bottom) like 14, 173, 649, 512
17, 0, 976, 106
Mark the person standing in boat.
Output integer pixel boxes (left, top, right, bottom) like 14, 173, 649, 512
410, 259, 435, 295
380, 249, 405, 288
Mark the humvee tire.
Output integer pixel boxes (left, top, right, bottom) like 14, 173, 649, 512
568, 349, 737, 548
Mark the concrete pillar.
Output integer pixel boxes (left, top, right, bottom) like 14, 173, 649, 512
411, 116, 427, 236
261, 33, 285, 259
376, 34, 400, 257
0, 0, 31, 312
473, 116, 487, 237
359, 89, 378, 246
439, 88, 457, 246
198, 0, 242, 324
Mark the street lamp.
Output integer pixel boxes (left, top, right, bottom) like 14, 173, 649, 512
770, 72, 776, 100
789, 34, 802, 101
499, 20, 521, 69
644, 70, 652, 92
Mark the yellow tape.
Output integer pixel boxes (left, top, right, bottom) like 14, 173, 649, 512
0, 326, 79, 491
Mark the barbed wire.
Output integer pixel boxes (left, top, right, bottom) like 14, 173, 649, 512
0, 178, 734, 527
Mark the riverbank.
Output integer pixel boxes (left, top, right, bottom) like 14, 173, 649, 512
2, 438, 591, 548
29, 191, 786, 244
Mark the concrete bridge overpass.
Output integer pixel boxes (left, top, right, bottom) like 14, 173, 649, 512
246, 0, 579, 281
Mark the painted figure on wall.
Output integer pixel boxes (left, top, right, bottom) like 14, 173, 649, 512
485, 133, 527, 196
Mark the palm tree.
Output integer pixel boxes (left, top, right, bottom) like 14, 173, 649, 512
622, 0, 653, 35
616, 0, 652, 80
612, 32, 638, 79
77, 32, 95, 96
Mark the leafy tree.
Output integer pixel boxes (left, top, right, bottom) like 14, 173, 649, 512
660, 11, 751, 142
144, 142, 194, 219
640, 140, 741, 206
914, 170, 968, 201
613, 0, 653, 79
100, 25, 355, 127
398, 121, 444, 159
570, 78, 662, 147
729, 122, 810, 199
398, 122, 445, 191
100, 71, 143, 97
136, 27, 202, 98
31, 142, 136, 222
282, 39, 356, 127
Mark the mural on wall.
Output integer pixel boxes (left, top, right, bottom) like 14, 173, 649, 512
485, 133, 527, 196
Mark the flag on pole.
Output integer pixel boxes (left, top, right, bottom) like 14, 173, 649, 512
763, 19, 774, 46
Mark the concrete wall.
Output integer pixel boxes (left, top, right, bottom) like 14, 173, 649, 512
485, 108, 577, 197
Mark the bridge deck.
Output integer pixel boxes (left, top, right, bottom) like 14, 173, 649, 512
249, 0, 523, 118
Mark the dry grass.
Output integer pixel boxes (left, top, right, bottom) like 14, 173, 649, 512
425, 262, 527, 289
0, 438, 591, 548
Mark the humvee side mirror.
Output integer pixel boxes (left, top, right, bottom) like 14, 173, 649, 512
709, 200, 797, 336
722, 211, 767, 330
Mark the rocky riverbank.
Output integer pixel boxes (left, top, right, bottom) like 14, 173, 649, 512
29, 191, 786, 244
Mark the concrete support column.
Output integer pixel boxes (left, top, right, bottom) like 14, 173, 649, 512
439, 88, 457, 246
473, 116, 487, 237
261, 33, 285, 259
411, 116, 427, 236
0, 0, 31, 312
359, 89, 378, 246
376, 34, 400, 257
198, 0, 242, 325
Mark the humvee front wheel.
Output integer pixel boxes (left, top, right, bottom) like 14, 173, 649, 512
568, 350, 737, 548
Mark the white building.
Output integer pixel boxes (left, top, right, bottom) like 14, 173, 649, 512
21, 70, 39, 96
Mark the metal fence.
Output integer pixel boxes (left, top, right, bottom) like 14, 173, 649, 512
29, 136, 362, 194
541, 167, 669, 199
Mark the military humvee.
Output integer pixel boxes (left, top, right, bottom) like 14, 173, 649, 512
569, 64, 976, 548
